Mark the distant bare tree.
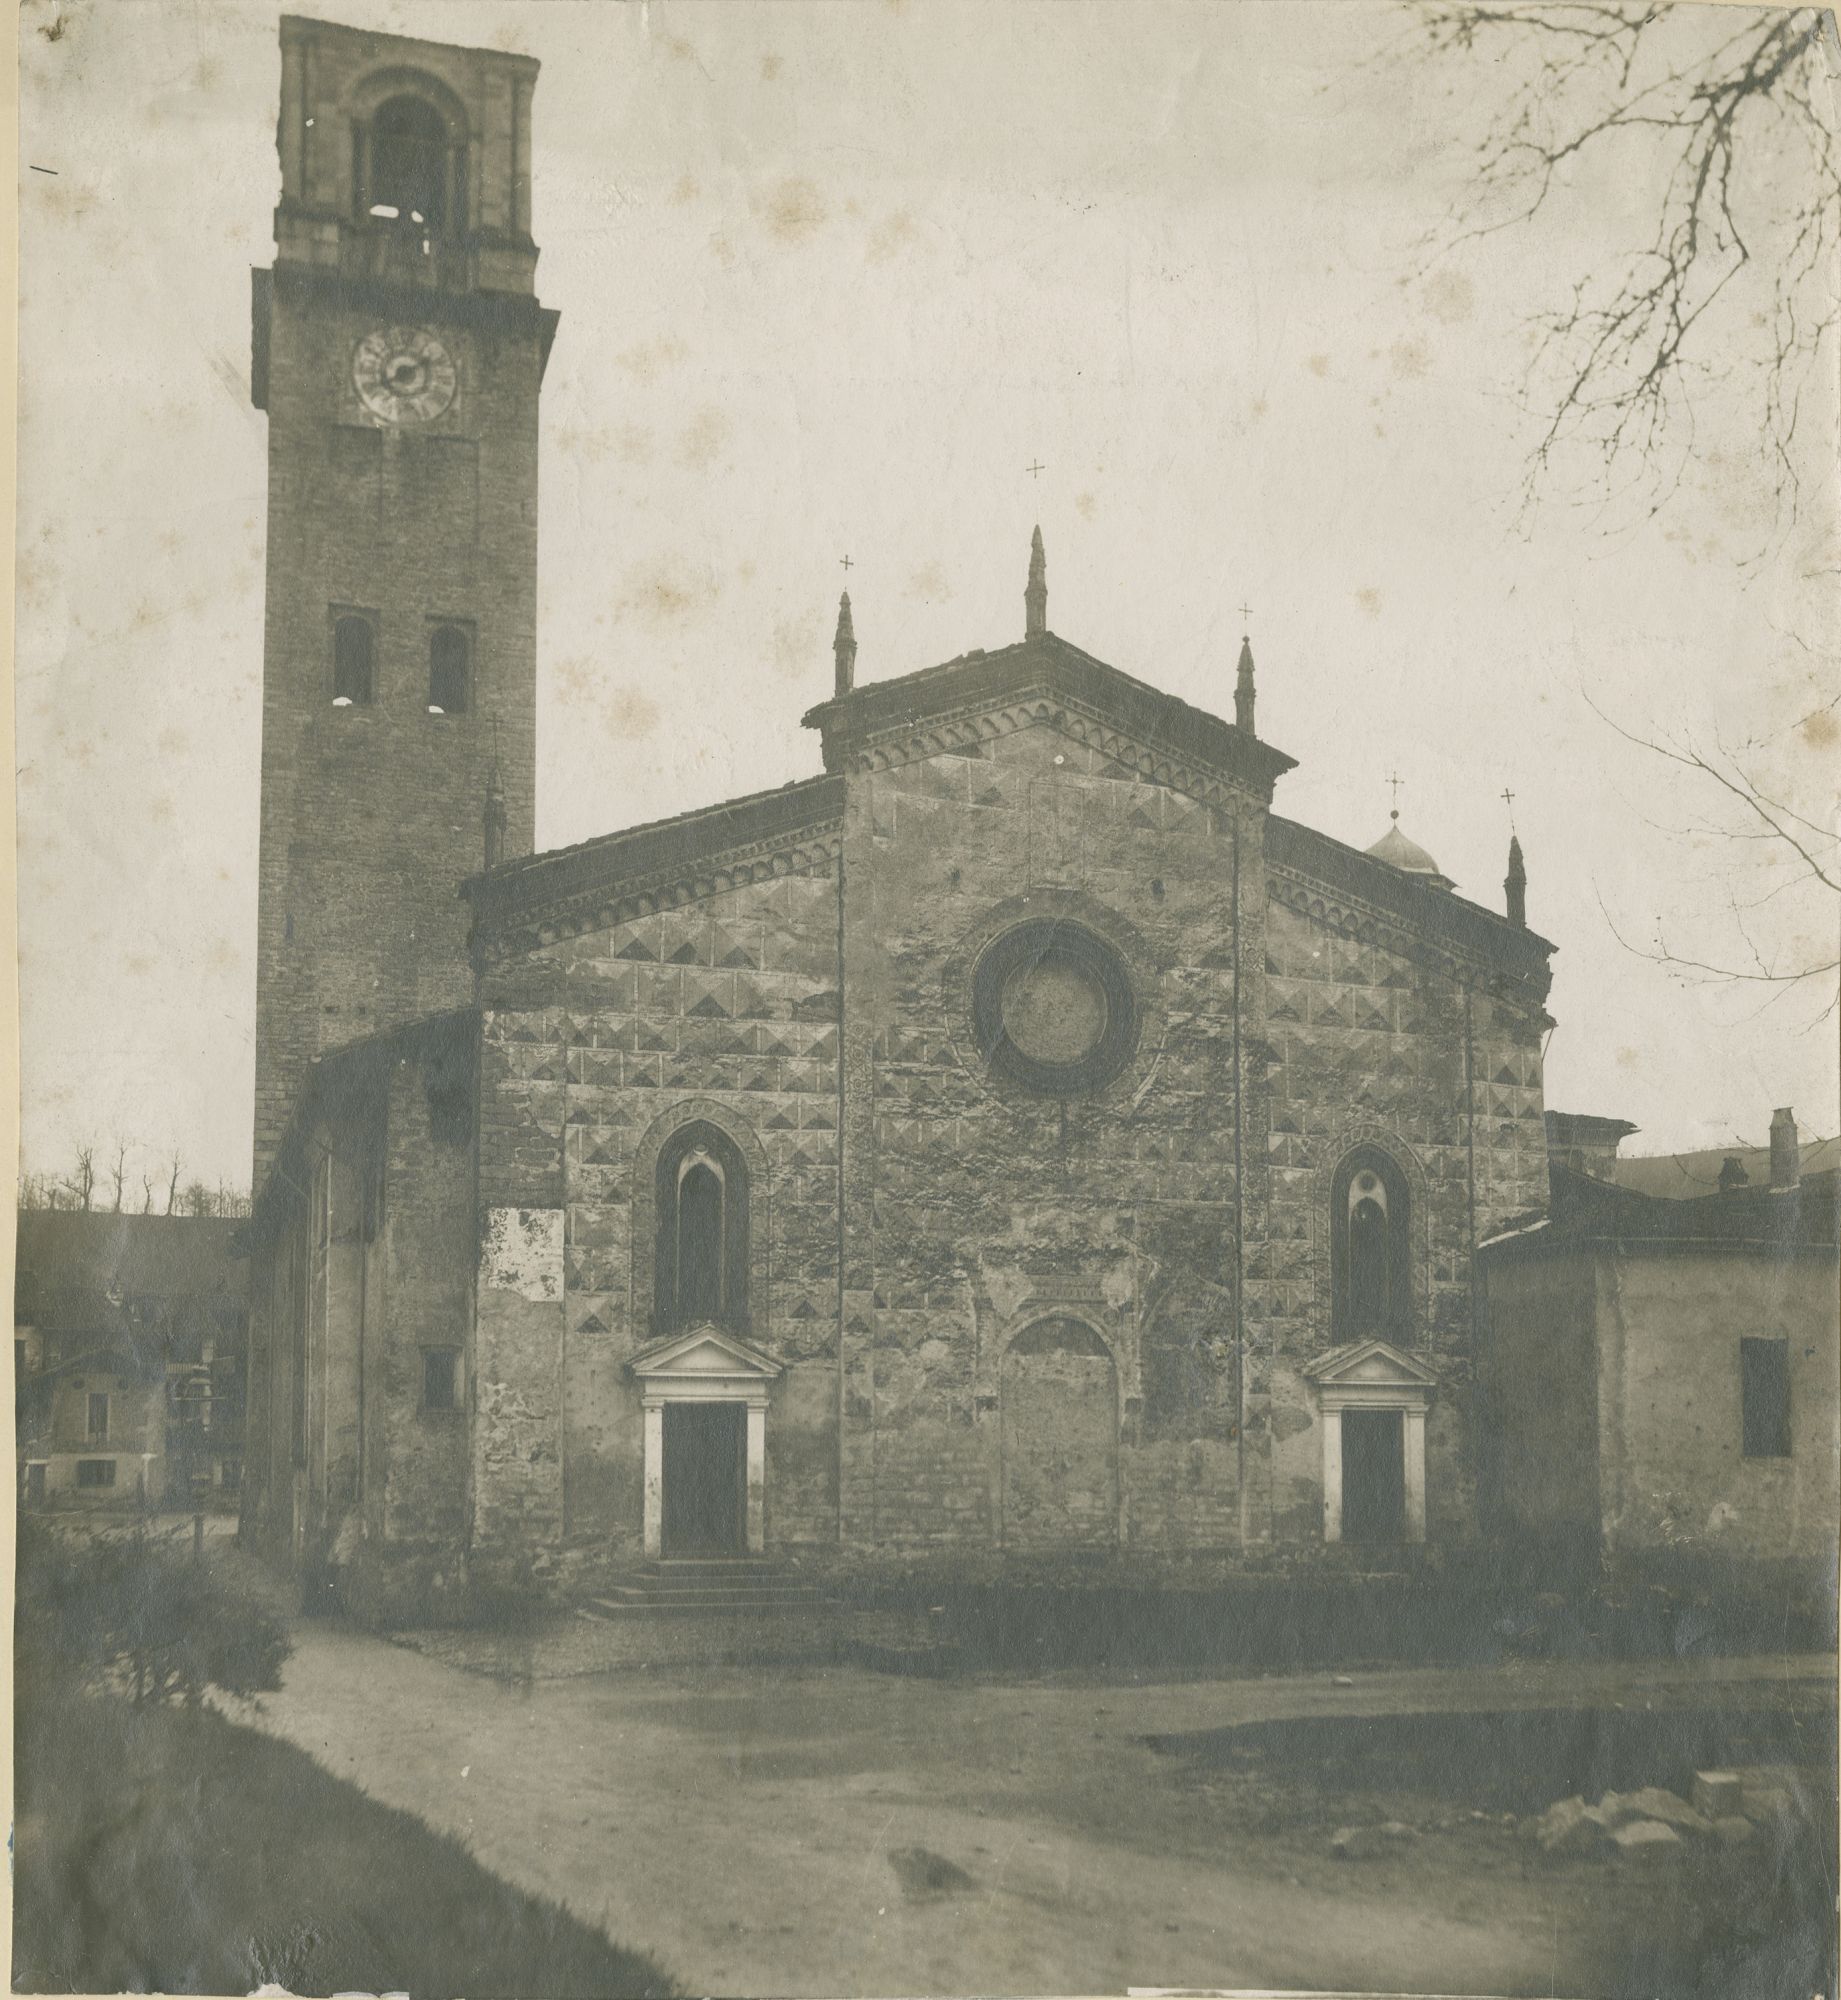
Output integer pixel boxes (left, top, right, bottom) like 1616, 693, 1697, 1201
1588, 683, 1840, 1010
109, 1141, 128, 1213
64, 1146, 96, 1212
212, 1180, 253, 1220
141, 1172, 156, 1214
166, 1150, 182, 1217
1407, 3, 1841, 529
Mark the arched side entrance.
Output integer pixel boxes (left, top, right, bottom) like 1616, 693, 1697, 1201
1000, 1317, 1120, 1551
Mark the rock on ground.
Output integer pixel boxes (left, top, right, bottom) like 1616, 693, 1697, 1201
1611, 1819, 1684, 1855
1602, 1787, 1713, 1838
1532, 1796, 1615, 1856
1691, 1770, 1743, 1819
1331, 1822, 1418, 1860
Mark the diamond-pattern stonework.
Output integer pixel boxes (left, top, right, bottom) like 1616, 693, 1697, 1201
259, 603, 1553, 1600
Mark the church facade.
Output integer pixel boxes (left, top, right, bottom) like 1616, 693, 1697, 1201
239, 17, 1556, 1616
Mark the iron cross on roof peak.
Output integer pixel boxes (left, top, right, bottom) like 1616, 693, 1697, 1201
1387, 770, 1404, 821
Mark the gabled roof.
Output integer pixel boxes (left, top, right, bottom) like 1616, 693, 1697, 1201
1481, 1163, 1840, 1259
463, 773, 845, 946
14, 1212, 246, 1339
801, 629, 1297, 799
1546, 1110, 1641, 1152
1605, 1132, 1841, 1200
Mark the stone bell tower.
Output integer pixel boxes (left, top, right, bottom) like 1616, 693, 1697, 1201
250, 14, 557, 1179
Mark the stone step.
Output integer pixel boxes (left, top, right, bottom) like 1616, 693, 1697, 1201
598, 1580, 826, 1604
647, 1557, 770, 1571
578, 1593, 829, 1621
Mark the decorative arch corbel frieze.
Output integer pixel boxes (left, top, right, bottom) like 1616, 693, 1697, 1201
479, 826, 843, 964
847, 692, 1267, 817
1265, 863, 1552, 1014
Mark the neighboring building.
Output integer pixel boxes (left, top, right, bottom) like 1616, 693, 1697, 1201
1482, 1109, 1840, 1563
239, 15, 1557, 1615
14, 1211, 248, 1509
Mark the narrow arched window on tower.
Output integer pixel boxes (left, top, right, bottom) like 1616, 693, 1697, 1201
359, 95, 461, 230
1331, 1147, 1412, 1343
427, 625, 470, 715
331, 616, 374, 707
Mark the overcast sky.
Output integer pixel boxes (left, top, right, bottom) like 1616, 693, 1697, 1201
17, 0, 1838, 1195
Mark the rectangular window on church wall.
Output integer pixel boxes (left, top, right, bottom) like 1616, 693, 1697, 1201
422, 1347, 461, 1413
1740, 1338, 1791, 1458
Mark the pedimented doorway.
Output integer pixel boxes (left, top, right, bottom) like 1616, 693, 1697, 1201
629, 1326, 783, 1559
1305, 1338, 1436, 1545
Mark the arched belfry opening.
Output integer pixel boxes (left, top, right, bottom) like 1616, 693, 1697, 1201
355, 91, 466, 232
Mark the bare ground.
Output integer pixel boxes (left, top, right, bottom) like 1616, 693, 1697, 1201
223, 1624, 1834, 1998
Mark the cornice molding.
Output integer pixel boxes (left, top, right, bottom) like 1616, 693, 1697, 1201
841, 685, 1273, 817
1267, 861, 1552, 1010
476, 821, 842, 964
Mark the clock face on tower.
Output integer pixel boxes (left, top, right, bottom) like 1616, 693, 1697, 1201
352, 326, 458, 426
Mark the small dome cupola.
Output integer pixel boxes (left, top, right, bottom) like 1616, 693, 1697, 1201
1365, 812, 1454, 891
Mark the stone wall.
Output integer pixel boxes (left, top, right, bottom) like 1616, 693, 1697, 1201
477, 859, 845, 1566
837, 720, 1263, 1553
1482, 1245, 1602, 1548
1596, 1249, 1840, 1560
1256, 883, 1549, 1544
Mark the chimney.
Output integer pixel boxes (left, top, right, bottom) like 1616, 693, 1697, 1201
1024, 525, 1047, 638
1769, 1107, 1801, 1189
1234, 634, 1256, 737
833, 591, 857, 698
1718, 1156, 1750, 1193
1505, 834, 1527, 928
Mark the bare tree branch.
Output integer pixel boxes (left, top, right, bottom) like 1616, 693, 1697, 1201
1407, 3, 1841, 532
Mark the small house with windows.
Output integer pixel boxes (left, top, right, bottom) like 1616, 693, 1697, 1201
1481, 1108, 1840, 1562
13, 1211, 248, 1509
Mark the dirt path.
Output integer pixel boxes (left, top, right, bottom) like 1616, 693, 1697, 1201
232, 1629, 1832, 1998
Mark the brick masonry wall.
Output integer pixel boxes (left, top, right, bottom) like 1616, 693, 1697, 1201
253, 283, 542, 1183
373, 1047, 475, 1568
